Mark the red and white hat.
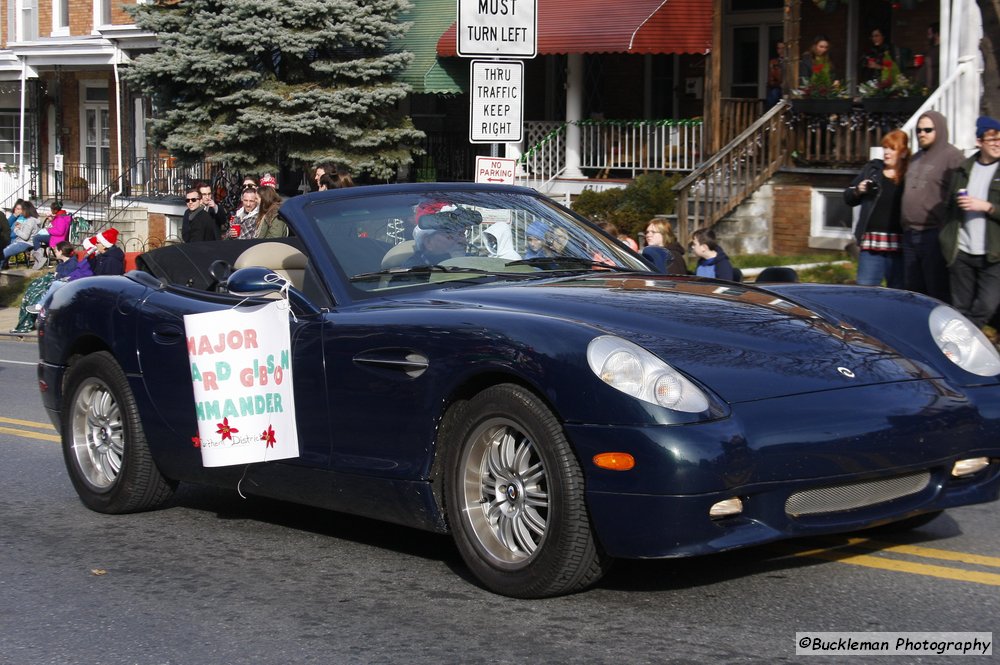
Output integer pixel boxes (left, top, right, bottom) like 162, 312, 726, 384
82, 236, 98, 255
259, 173, 278, 188
97, 228, 119, 248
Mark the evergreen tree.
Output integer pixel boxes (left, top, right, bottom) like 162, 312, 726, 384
125, 0, 424, 180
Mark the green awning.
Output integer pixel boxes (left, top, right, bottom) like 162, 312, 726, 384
395, 0, 466, 94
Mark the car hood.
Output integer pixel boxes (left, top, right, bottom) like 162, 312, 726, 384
420, 274, 937, 403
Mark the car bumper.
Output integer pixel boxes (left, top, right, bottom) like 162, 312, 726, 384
567, 380, 1000, 558
37, 360, 66, 432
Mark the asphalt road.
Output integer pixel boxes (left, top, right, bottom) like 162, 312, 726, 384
1, 338, 997, 664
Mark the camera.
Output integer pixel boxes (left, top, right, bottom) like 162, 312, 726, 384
864, 179, 879, 195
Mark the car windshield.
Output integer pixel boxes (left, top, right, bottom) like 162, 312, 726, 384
300, 188, 651, 295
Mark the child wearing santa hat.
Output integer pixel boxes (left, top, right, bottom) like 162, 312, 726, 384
88, 228, 125, 275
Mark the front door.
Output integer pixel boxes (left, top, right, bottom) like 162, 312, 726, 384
80, 84, 110, 193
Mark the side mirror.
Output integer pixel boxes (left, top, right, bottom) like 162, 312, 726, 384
227, 266, 321, 316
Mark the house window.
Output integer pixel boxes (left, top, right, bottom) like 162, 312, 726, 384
51, 0, 68, 35
96, 0, 112, 26
809, 188, 857, 250
0, 111, 36, 166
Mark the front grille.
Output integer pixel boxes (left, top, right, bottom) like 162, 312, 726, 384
785, 471, 931, 517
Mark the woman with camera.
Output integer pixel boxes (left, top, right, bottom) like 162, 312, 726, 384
844, 129, 910, 288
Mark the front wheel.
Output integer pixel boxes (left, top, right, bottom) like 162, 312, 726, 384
443, 384, 611, 598
61, 351, 175, 513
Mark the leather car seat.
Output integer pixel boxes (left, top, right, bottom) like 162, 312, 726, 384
233, 242, 308, 291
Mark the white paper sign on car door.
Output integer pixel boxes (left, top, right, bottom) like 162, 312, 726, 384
183, 301, 299, 467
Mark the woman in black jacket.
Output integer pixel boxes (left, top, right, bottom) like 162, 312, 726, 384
844, 129, 910, 287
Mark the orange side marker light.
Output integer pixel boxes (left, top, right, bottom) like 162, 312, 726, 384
593, 452, 635, 471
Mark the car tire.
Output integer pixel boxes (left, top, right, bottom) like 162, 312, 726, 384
443, 383, 611, 598
61, 351, 175, 514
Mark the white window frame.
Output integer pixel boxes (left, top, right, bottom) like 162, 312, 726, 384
809, 187, 857, 250
16, 0, 38, 42
92, 0, 111, 29
51, 0, 69, 36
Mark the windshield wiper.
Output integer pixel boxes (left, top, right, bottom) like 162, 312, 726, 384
504, 256, 632, 272
350, 264, 491, 282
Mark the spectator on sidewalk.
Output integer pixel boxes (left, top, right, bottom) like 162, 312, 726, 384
940, 116, 1000, 328
31, 202, 72, 269
642, 219, 687, 275
3, 200, 40, 267
901, 110, 964, 301
89, 229, 125, 276
229, 188, 260, 239
198, 181, 230, 237
690, 228, 735, 281
26, 240, 95, 315
182, 188, 220, 242
844, 129, 910, 288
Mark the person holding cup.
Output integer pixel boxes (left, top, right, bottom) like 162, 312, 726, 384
940, 116, 1000, 329
229, 188, 260, 239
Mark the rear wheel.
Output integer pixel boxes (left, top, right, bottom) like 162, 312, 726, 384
444, 384, 611, 598
62, 351, 175, 513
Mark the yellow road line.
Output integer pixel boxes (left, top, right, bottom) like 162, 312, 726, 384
0, 425, 59, 442
0, 416, 55, 430
790, 545, 1000, 586
843, 537, 1000, 569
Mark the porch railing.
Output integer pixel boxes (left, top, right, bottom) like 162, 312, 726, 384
901, 57, 979, 152
718, 98, 764, 148
516, 121, 565, 191
672, 101, 788, 242
578, 119, 703, 176
517, 118, 704, 191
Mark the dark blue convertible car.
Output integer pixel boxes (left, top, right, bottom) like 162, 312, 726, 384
36, 183, 1000, 597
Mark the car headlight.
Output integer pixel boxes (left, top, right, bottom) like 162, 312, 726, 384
587, 335, 709, 412
928, 305, 1000, 377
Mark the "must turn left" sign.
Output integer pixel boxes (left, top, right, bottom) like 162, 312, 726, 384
457, 0, 537, 58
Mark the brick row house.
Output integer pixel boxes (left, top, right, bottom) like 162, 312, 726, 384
0, 0, 991, 254
0, 0, 171, 248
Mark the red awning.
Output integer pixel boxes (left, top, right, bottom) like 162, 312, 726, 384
437, 0, 712, 57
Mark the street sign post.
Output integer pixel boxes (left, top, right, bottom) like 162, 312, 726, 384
457, 0, 537, 58
469, 60, 523, 143
475, 156, 517, 185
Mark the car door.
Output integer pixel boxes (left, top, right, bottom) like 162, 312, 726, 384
133, 287, 332, 479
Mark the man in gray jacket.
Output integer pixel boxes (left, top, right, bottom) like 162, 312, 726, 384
901, 110, 964, 302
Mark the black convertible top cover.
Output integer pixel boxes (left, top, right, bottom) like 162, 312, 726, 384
135, 238, 304, 290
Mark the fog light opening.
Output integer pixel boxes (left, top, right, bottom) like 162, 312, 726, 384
709, 497, 743, 519
951, 457, 990, 477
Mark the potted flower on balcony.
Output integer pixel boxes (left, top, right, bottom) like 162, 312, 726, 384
859, 55, 927, 115
790, 55, 852, 115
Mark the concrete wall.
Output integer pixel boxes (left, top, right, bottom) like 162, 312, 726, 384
713, 184, 774, 255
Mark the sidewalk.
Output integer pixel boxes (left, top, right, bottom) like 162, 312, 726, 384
0, 305, 36, 340
0, 266, 41, 340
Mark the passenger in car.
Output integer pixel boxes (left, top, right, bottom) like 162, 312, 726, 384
524, 221, 553, 258
484, 222, 520, 260
407, 223, 470, 266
